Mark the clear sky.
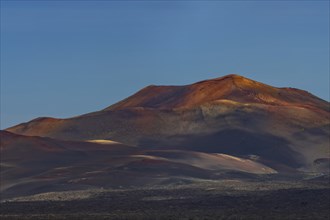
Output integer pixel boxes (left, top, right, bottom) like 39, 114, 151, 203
1, 0, 329, 129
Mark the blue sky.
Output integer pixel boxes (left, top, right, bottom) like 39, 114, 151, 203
1, 0, 329, 129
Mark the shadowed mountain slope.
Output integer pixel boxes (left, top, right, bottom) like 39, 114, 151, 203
0, 130, 276, 199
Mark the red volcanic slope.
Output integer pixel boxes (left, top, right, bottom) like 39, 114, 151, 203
105, 74, 328, 111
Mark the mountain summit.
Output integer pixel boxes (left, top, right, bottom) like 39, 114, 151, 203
105, 74, 327, 111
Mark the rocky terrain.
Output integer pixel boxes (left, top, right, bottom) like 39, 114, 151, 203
1, 179, 329, 220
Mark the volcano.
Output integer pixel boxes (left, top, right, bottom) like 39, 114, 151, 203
5, 74, 329, 173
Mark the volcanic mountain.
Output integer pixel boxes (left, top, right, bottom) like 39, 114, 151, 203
5, 74, 330, 173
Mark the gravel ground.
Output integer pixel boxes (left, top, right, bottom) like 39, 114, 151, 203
1, 179, 329, 220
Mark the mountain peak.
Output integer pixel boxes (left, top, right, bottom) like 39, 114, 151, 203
193, 74, 258, 87
208, 73, 245, 80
